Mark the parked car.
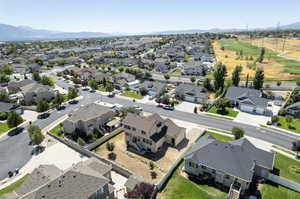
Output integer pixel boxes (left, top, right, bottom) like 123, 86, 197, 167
163, 105, 174, 111
37, 113, 50, 119
133, 105, 143, 111
69, 100, 79, 104
108, 93, 115, 98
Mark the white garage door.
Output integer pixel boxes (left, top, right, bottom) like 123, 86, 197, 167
256, 107, 265, 114
240, 105, 254, 113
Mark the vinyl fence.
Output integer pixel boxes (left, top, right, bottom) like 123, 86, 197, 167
266, 173, 300, 193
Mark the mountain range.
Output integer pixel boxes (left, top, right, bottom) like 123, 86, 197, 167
0, 21, 300, 41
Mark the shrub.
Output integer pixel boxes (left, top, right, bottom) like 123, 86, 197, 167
232, 127, 245, 140
77, 137, 86, 146
0, 112, 8, 120
108, 152, 116, 160
267, 121, 272, 125
194, 107, 198, 114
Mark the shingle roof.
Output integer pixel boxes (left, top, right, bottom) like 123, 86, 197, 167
67, 103, 114, 123
225, 87, 269, 108
287, 101, 300, 110
21, 83, 52, 94
176, 83, 208, 98
124, 175, 146, 191
184, 135, 275, 182
0, 102, 19, 113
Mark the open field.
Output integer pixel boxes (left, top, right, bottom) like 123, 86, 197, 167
213, 40, 300, 80
248, 38, 300, 60
94, 132, 188, 183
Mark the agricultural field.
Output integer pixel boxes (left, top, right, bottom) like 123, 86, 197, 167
213, 39, 300, 80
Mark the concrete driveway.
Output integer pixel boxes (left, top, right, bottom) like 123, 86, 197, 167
175, 101, 198, 113
233, 110, 270, 126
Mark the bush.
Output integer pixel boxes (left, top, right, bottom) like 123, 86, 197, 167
288, 124, 296, 130
232, 127, 245, 140
77, 137, 86, 146
266, 121, 272, 125
194, 107, 198, 114
108, 152, 116, 160
0, 112, 8, 120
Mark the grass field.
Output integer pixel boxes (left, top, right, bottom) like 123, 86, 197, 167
202, 131, 233, 142
49, 124, 64, 138
249, 38, 300, 60
274, 153, 300, 184
120, 91, 144, 99
159, 162, 227, 199
276, 116, 300, 135
261, 182, 300, 199
208, 106, 239, 118
0, 123, 11, 134
213, 39, 300, 80
0, 174, 29, 195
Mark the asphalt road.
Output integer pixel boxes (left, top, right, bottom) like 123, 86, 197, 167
0, 79, 299, 180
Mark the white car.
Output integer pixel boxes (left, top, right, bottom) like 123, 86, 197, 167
134, 105, 143, 111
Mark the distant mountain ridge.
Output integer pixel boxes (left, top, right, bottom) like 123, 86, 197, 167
0, 21, 300, 41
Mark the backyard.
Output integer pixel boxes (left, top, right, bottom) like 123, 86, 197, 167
94, 132, 188, 183
120, 91, 144, 99
159, 162, 227, 199
208, 105, 239, 118
275, 116, 300, 135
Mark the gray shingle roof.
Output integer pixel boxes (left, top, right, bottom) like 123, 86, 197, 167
225, 87, 270, 108
176, 83, 208, 98
67, 103, 114, 123
287, 101, 300, 110
184, 135, 274, 182
0, 102, 19, 113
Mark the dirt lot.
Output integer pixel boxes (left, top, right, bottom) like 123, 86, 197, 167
94, 127, 203, 184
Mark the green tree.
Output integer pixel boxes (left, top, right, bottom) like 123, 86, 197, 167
194, 106, 198, 114
292, 140, 300, 158
231, 65, 242, 87
40, 76, 54, 87
105, 83, 114, 92
53, 92, 65, 107
37, 100, 49, 112
139, 87, 148, 96
214, 98, 229, 113
28, 125, 44, 146
277, 81, 282, 87
88, 80, 98, 90
296, 81, 300, 87
203, 78, 212, 91
68, 87, 78, 100
190, 76, 196, 83
0, 93, 9, 102
213, 63, 227, 92
7, 111, 23, 128
1, 66, 13, 75
32, 72, 41, 82
0, 75, 9, 83
232, 127, 245, 140
77, 137, 86, 146
257, 47, 265, 63
164, 74, 170, 81
253, 68, 264, 90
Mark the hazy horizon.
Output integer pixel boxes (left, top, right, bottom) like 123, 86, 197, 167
0, 0, 300, 33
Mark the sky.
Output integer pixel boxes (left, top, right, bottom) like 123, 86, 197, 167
0, 0, 299, 33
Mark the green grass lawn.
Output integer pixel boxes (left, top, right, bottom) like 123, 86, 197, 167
219, 40, 300, 75
273, 153, 300, 184
261, 182, 300, 199
160, 162, 227, 199
208, 106, 239, 118
276, 116, 300, 135
272, 145, 296, 156
97, 87, 107, 92
0, 123, 11, 134
49, 124, 64, 138
0, 174, 29, 195
120, 91, 144, 99
171, 71, 182, 76
202, 131, 233, 142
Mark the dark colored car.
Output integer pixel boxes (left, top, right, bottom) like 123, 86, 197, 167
37, 113, 50, 119
69, 100, 79, 104
163, 105, 174, 111
108, 93, 115, 98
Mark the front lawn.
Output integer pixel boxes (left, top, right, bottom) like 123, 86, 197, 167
0, 174, 29, 195
120, 91, 144, 99
273, 153, 300, 184
208, 106, 239, 118
261, 182, 300, 199
276, 116, 300, 135
0, 123, 11, 134
49, 124, 64, 138
202, 131, 233, 142
159, 162, 227, 199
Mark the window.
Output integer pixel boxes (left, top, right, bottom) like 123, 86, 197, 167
141, 130, 146, 135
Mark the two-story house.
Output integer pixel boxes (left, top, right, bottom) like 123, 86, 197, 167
122, 113, 186, 154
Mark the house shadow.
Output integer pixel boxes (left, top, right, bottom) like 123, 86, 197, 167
7, 127, 25, 137
128, 138, 189, 161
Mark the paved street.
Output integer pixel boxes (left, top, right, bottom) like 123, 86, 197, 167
0, 79, 299, 180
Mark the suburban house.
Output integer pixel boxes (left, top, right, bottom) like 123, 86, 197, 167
130, 81, 166, 98
184, 135, 275, 197
224, 87, 271, 115
175, 83, 208, 103
64, 66, 81, 76
21, 83, 55, 105
7, 79, 35, 93
122, 113, 186, 153
77, 68, 97, 81
183, 61, 205, 75
0, 158, 114, 199
112, 72, 138, 89
286, 101, 300, 118
0, 102, 23, 115
62, 103, 116, 137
